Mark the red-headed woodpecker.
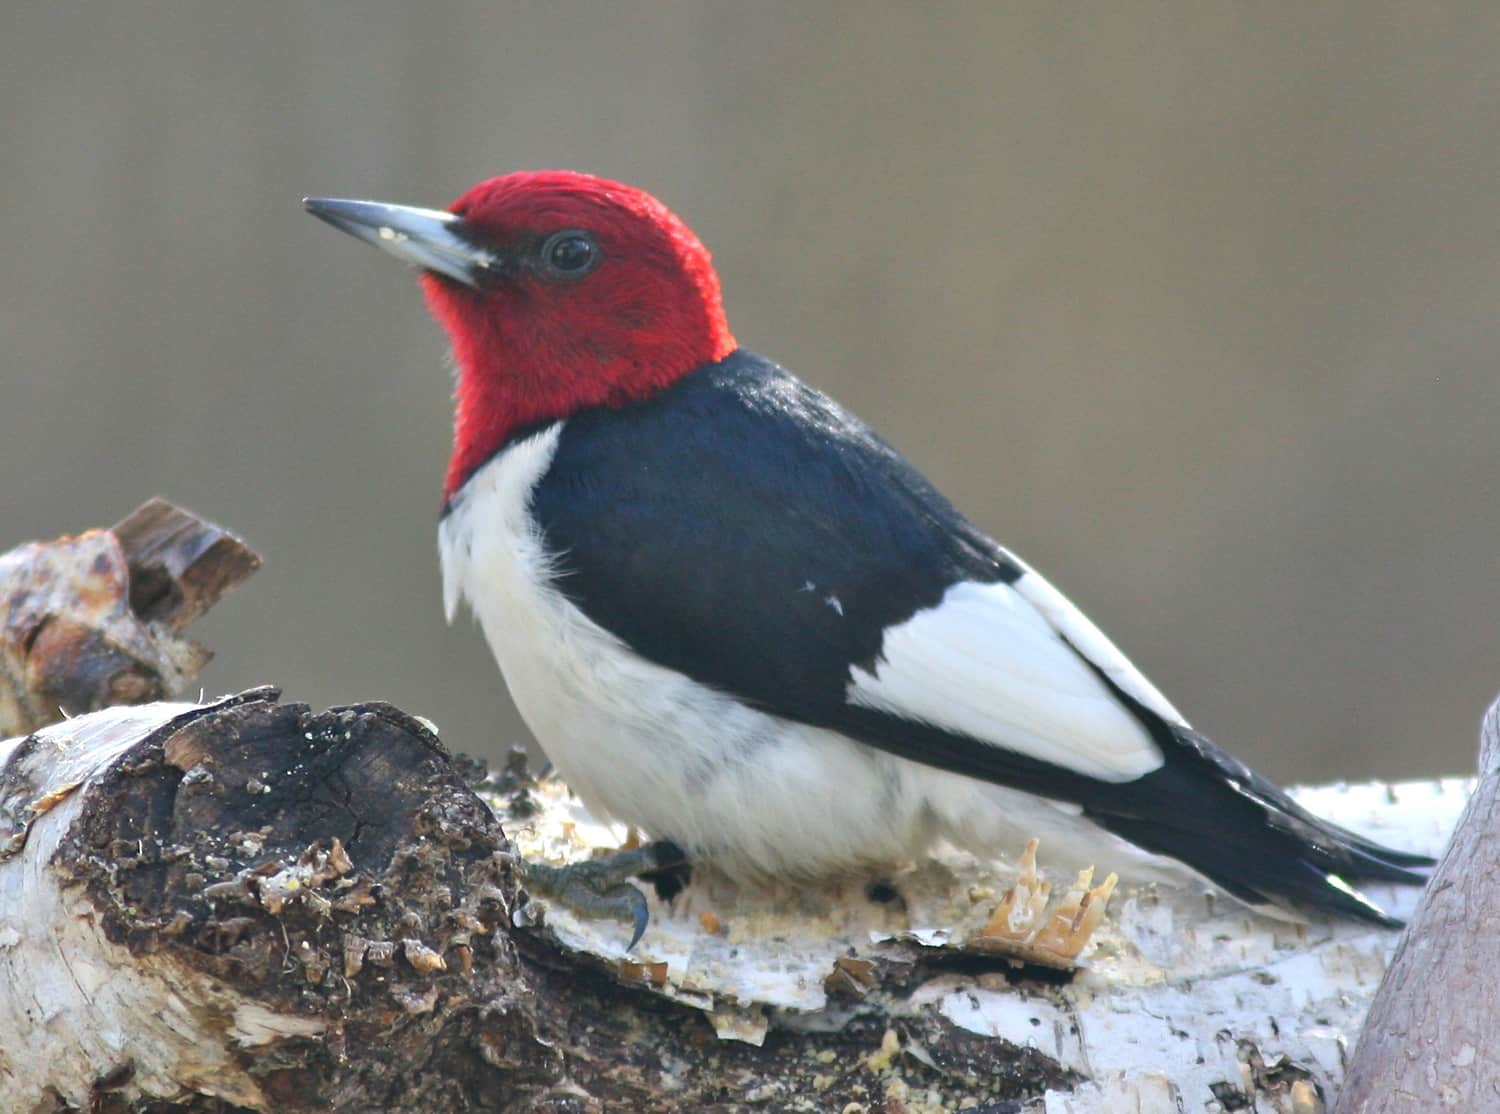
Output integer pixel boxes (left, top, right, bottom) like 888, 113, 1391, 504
306, 172, 1428, 936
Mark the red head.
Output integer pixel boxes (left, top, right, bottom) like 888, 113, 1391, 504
305, 172, 737, 498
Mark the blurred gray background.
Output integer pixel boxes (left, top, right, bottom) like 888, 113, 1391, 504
4, 4, 1497, 785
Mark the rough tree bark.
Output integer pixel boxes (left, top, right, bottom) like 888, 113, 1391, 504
1334, 698, 1500, 1113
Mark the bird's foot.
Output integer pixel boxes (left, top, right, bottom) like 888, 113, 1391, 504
524, 840, 689, 950
971, 837, 1119, 967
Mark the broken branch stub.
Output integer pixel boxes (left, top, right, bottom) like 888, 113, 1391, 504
111, 497, 262, 630
0, 498, 260, 736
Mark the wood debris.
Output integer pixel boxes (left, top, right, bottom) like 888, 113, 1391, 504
0, 499, 259, 736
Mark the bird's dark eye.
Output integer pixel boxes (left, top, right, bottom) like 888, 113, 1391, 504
539, 230, 600, 279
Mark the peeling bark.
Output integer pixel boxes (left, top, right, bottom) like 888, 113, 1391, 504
0, 500, 260, 737
498, 766, 1460, 1114
0, 691, 1467, 1113
1335, 699, 1500, 1113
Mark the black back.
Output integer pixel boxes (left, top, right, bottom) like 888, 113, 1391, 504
530, 349, 1022, 726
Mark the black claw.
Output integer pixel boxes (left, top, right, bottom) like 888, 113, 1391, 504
522, 840, 691, 949
626, 890, 650, 951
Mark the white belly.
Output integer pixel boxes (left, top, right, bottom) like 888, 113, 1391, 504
438, 426, 1173, 884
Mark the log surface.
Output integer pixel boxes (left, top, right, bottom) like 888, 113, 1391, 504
0, 692, 1467, 1113
502, 772, 1462, 1114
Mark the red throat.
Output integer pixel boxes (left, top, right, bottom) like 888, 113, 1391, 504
422, 172, 737, 500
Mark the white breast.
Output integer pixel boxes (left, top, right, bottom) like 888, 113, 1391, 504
438, 427, 892, 875
437, 427, 1176, 885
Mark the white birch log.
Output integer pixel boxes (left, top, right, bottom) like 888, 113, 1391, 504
503, 771, 1460, 1114
0, 692, 1466, 1113
0, 701, 292, 1108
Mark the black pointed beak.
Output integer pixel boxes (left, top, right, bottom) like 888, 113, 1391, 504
303, 197, 502, 288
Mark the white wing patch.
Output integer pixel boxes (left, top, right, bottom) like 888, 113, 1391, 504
846, 573, 1180, 783
1007, 558, 1186, 729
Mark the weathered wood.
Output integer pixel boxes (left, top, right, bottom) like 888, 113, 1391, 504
1334, 700, 1500, 1113
111, 498, 262, 630
0, 690, 1467, 1113
0, 691, 535, 1112
0, 500, 259, 737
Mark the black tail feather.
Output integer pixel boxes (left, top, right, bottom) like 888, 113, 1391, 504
1058, 643, 1432, 923
1086, 724, 1432, 926
1094, 810, 1416, 926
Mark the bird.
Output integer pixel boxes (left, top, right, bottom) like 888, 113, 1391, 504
305, 171, 1429, 941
